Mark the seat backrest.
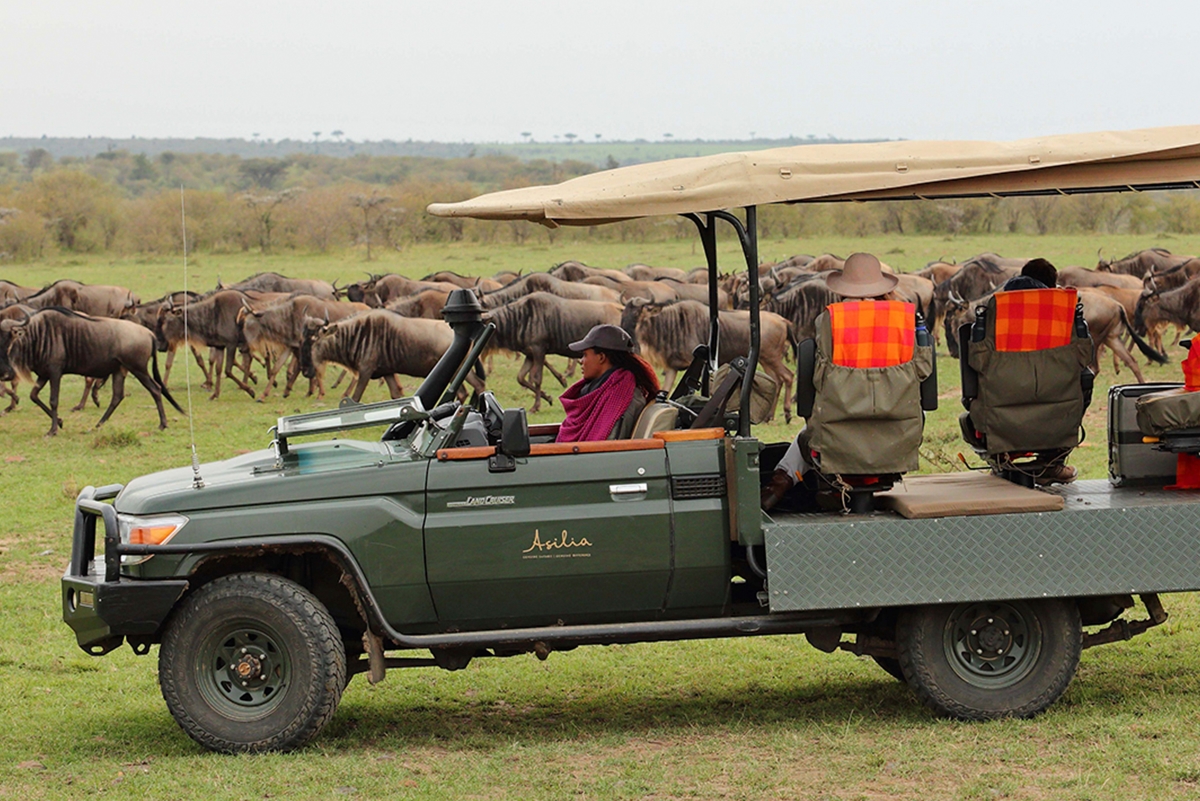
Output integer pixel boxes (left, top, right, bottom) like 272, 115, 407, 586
992, 288, 1077, 352
632, 402, 679, 439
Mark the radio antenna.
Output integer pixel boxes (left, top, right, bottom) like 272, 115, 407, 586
180, 186, 204, 489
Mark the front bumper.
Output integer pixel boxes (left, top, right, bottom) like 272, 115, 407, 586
62, 485, 188, 655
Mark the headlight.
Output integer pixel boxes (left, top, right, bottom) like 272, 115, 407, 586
117, 513, 188, 565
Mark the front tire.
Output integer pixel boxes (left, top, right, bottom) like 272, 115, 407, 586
159, 573, 346, 753
897, 599, 1081, 720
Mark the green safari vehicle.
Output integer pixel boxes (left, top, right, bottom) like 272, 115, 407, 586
63, 125, 1200, 753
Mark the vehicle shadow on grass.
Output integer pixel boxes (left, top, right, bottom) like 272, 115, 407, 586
65, 672, 925, 756
319, 674, 930, 751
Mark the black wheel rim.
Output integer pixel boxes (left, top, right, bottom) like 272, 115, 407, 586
942, 601, 1041, 689
196, 619, 291, 720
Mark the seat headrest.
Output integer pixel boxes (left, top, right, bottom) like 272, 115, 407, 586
828, 300, 915, 368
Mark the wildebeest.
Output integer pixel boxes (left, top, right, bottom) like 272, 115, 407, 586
0, 303, 34, 412
1097, 247, 1192, 276
220, 272, 337, 299
1141, 257, 1200, 293
1135, 276, 1200, 348
239, 296, 370, 400
386, 289, 453, 319
761, 273, 840, 344
911, 259, 961, 286
582, 274, 710, 306
419, 271, 503, 293
548, 260, 631, 284
623, 263, 689, 282
620, 299, 795, 423
1057, 266, 1144, 290
476, 272, 621, 309
301, 309, 483, 403
1, 280, 37, 304
343, 274, 461, 307
483, 292, 622, 411
24, 279, 140, 317
156, 290, 290, 399
0, 307, 182, 436
945, 288, 1166, 382
123, 291, 212, 388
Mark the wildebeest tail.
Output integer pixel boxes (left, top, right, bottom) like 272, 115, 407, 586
1118, 306, 1168, 364
152, 348, 186, 413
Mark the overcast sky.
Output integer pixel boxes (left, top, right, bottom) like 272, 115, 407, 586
3, 1, 1197, 144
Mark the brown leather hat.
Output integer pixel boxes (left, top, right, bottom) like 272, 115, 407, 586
825, 252, 898, 298
569, 324, 634, 353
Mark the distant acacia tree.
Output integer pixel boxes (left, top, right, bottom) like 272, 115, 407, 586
242, 188, 303, 253
239, 158, 288, 190
349, 190, 394, 260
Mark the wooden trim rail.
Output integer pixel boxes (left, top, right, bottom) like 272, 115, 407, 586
436, 437, 666, 462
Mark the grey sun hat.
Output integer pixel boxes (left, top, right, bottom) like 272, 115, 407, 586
825, 252, 899, 298
569, 324, 634, 353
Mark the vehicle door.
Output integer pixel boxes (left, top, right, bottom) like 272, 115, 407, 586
424, 440, 672, 628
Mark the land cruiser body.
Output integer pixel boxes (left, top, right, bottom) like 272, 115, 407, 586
63, 126, 1200, 752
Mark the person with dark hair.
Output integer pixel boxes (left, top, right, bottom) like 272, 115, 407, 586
556, 324, 661, 442
1001, 257, 1058, 291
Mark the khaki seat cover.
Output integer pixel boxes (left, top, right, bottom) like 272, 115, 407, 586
1136, 387, 1200, 436
632, 401, 679, 439
808, 309, 933, 475
709, 363, 780, 424
967, 294, 1093, 455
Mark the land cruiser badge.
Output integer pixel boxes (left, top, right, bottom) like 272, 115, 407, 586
447, 495, 515, 508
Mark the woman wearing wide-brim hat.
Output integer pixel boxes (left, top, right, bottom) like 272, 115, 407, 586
824, 252, 898, 299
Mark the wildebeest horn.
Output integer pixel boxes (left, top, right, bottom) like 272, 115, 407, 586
323, 311, 330, 324
948, 289, 965, 306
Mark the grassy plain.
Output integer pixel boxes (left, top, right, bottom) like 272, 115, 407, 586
4, 232, 1200, 799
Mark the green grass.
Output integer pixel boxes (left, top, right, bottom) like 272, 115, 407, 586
5, 234, 1200, 799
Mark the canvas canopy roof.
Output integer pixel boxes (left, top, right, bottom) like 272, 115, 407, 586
427, 126, 1200, 227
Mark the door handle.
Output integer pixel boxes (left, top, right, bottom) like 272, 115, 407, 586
609, 483, 648, 497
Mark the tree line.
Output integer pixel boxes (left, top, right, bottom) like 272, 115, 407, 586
1, 149, 1199, 261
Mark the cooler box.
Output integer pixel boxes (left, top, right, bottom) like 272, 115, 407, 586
1109, 383, 1180, 486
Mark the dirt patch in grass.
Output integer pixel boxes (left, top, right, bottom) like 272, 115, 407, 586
0, 535, 68, 583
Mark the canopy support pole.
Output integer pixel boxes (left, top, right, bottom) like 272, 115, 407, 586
683, 213, 722, 386
712, 207, 760, 437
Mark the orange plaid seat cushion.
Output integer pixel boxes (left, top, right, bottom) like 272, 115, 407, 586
993, 288, 1077, 352
828, 301, 915, 368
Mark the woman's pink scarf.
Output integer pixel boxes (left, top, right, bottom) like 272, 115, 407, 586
556, 369, 636, 442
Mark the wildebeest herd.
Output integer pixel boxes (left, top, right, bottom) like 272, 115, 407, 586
0, 247, 1192, 436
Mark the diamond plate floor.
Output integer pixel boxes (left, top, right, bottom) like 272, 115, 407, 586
763, 478, 1200, 612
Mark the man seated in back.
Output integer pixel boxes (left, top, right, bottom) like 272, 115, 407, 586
1001, 257, 1057, 291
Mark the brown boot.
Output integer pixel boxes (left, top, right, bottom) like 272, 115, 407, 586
1035, 463, 1077, 486
761, 470, 795, 511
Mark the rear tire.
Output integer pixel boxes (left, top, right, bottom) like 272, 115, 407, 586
159, 573, 346, 753
897, 599, 1080, 720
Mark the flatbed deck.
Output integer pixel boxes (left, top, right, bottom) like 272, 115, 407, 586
764, 479, 1200, 613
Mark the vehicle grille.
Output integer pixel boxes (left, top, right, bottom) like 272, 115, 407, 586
671, 474, 726, 499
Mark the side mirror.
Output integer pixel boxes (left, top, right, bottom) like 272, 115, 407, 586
500, 408, 530, 458
490, 408, 529, 472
